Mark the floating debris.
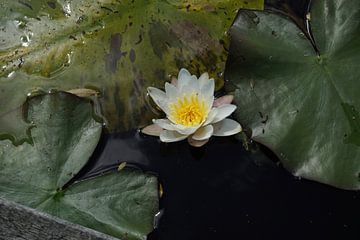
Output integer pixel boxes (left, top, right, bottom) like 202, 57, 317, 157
117, 162, 127, 171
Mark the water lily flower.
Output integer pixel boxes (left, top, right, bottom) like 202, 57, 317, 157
142, 68, 242, 147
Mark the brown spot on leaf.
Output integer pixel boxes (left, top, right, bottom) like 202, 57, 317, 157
129, 49, 136, 63
170, 20, 223, 68
47, 1, 56, 9
105, 33, 127, 73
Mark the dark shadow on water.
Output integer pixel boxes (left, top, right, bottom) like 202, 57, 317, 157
75, 130, 360, 240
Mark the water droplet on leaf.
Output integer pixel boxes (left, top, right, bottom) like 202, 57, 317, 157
7, 71, 15, 78
298, 32, 306, 38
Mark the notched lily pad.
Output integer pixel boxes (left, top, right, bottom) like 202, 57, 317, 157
226, 0, 360, 189
0, 92, 159, 239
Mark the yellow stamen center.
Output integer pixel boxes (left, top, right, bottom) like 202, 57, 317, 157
169, 93, 207, 126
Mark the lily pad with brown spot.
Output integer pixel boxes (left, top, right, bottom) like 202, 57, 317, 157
0, 0, 264, 143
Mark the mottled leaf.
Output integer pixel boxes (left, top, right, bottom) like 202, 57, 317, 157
0, 0, 263, 143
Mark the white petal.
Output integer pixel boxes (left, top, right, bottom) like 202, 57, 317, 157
188, 137, 209, 147
203, 108, 218, 126
178, 68, 197, 91
153, 119, 176, 131
172, 124, 199, 135
213, 95, 234, 107
165, 82, 179, 99
160, 130, 188, 142
211, 104, 237, 123
199, 73, 214, 108
198, 72, 209, 87
199, 79, 214, 111
148, 87, 166, 102
178, 68, 191, 88
192, 125, 213, 141
178, 68, 191, 81
200, 78, 215, 99
147, 87, 169, 113
212, 119, 242, 136
141, 124, 163, 136
180, 76, 199, 94
205, 95, 214, 112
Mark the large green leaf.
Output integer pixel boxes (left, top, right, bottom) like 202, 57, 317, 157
226, 0, 360, 189
0, 92, 158, 239
0, 0, 263, 143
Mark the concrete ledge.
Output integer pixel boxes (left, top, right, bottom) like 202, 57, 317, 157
0, 198, 118, 240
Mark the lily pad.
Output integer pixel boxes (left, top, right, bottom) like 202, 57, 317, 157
0, 0, 263, 144
226, 0, 360, 189
0, 92, 158, 239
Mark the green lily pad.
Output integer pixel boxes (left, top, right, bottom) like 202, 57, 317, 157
0, 0, 263, 143
0, 92, 159, 239
226, 0, 360, 189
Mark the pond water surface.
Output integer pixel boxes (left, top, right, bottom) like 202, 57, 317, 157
75, 130, 360, 240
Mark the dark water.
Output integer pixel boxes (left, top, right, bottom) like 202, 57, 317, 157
75, 130, 360, 240
73, 1, 359, 239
